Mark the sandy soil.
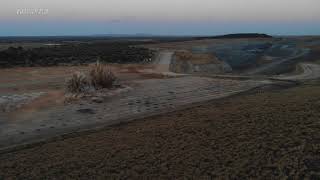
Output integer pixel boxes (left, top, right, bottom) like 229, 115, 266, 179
1, 83, 320, 179
0, 64, 165, 95
0, 76, 263, 149
0, 63, 169, 113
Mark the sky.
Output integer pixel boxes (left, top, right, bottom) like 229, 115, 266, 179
0, 0, 320, 36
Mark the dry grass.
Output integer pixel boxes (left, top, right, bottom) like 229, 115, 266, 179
90, 62, 116, 90
65, 62, 117, 94
66, 72, 89, 93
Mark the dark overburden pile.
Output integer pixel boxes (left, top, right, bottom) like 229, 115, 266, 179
0, 42, 154, 67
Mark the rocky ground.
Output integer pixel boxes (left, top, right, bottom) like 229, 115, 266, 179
1, 82, 320, 179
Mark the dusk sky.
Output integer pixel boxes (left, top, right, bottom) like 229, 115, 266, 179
1, 0, 320, 36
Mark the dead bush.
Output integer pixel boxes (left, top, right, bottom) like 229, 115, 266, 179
90, 62, 116, 89
66, 72, 89, 93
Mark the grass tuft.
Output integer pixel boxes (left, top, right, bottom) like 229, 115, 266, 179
90, 62, 116, 90
66, 72, 89, 93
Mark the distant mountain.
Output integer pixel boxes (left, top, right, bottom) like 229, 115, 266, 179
195, 33, 272, 40
91, 33, 154, 37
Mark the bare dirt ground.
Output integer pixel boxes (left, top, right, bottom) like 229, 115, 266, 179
0, 39, 319, 148
0, 51, 269, 150
1, 83, 320, 179
0, 63, 168, 112
1, 37, 320, 179
0, 76, 264, 149
0, 64, 165, 95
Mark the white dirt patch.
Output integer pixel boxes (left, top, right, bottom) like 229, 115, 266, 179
0, 92, 45, 112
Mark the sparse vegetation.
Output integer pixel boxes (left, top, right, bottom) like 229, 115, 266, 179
66, 72, 89, 93
90, 62, 116, 89
66, 62, 117, 93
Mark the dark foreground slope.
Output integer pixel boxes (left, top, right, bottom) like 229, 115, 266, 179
1, 83, 320, 179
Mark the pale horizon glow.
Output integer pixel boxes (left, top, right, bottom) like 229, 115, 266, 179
0, 0, 320, 36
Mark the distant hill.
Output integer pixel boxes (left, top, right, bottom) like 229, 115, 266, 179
0, 33, 272, 43
195, 33, 272, 40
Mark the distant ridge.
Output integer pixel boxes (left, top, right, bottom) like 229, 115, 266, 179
0, 33, 272, 43
195, 33, 272, 40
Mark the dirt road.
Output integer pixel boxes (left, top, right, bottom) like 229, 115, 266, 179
0, 77, 265, 150
245, 48, 309, 75
277, 63, 320, 81
151, 51, 183, 77
153, 51, 174, 71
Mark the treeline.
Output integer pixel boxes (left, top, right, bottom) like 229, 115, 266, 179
0, 42, 155, 67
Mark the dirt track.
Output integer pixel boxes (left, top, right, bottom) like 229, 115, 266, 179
245, 48, 310, 75
0, 77, 264, 149
152, 51, 174, 72
277, 63, 320, 81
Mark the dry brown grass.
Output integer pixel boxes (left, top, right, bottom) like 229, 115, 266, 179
66, 72, 89, 93
90, 62, 116, 90
65, 62, 117, 94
